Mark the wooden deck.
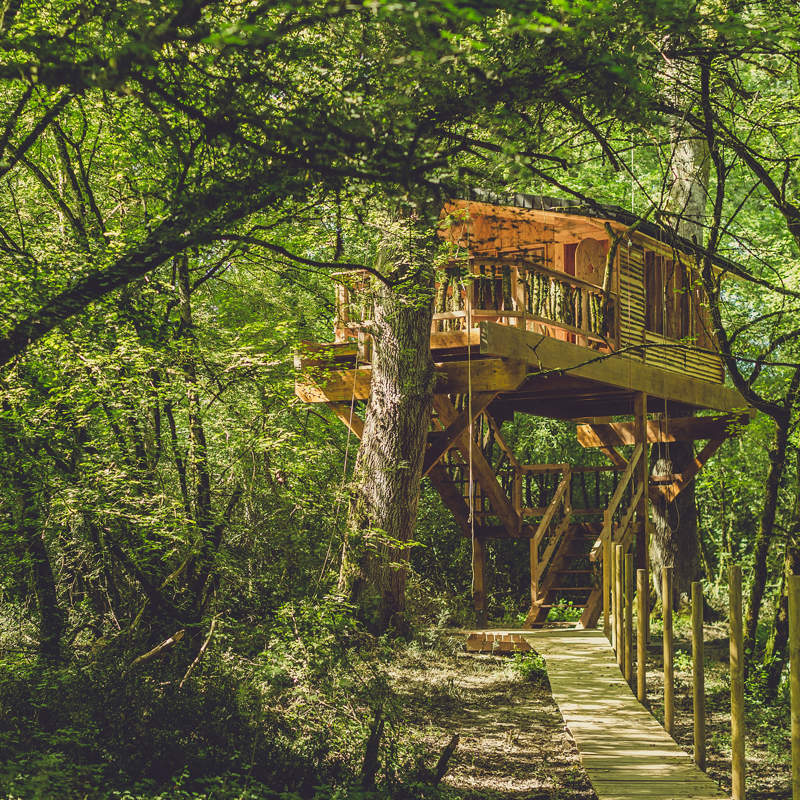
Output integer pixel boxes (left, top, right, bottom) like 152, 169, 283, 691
520, 628, 728, 800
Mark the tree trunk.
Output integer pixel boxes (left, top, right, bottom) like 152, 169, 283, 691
17, 474, 65, 662
651, 83, 710, 606
650, 442, 702, 608
765, 533, 800, 695
744, 413, 791, 673
339, 231, 436, 635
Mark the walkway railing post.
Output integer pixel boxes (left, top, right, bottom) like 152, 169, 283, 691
790, 573, 800, 800
692, 580, 706, 770
625, 552, 634, 686
662, 566, 674, 737
729, 564, 745, 800
615, 543, 624, 669
637, 567, 647, 703
603, 529, 612, 641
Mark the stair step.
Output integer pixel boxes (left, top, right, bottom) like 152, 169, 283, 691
535, 603, 588, 609
549, 586, 592, 591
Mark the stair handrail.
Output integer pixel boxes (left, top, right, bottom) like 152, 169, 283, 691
589, 443, 643, 561
602, 443, 642, 534
533, 468, 571, 547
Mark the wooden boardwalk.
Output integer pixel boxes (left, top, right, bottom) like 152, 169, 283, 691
521, 628, 728, 800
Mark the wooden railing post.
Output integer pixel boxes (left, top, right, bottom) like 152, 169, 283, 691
637, 568, 647, 703
790, 573, 800, 800
729, 564, 745, 800
662, 566, 674, 737
692, 581, 706, 770
615, 544, 624, 669
603, 523, 612, 641
625, 552, 634, 686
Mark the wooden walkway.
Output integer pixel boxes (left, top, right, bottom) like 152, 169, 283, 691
521, 628, 728, 800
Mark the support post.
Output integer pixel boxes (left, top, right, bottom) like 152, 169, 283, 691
615, 544, 624, 669
729, 564, 745, 800
637, 568, 647, 703
662, 566, 675, 737
529, 538, 539, 611
790, 573, 800, 800
603, 528, 612, 640
625, 552, 634, 686
692, 580, 705, 770
473, 537, 487, 627
633, 393, 649, 576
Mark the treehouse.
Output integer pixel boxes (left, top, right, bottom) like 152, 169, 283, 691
295, 193, 752, 633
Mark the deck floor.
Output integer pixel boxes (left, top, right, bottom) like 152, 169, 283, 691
519, 628, 728, 800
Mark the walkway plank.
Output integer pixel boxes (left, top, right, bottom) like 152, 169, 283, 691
522, 628, 728, 800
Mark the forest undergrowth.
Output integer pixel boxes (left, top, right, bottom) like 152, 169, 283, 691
1, 589, 792, 800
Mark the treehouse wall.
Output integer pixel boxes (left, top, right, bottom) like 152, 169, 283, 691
440, 200, 724, 385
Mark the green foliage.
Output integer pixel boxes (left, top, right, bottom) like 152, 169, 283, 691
511, 651, 548, 684
546, 600, 583, 623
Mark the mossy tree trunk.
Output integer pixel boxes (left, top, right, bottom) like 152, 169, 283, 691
651, 78, 710, 608
338, 223, 437, 635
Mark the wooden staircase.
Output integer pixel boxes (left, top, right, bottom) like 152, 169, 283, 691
420, 395, 647, 630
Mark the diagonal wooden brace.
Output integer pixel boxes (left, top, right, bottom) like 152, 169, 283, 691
652, 435, 727, 503
432, 394, 522, 537
423, 392, 497, 476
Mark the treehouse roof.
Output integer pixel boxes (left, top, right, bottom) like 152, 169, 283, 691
448, 189, 737, 274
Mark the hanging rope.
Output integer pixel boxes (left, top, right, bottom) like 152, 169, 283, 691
316, 347, 359, 594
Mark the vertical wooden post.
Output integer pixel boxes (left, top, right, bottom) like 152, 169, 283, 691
625, 552, 634, 685
633, 393, 649, 576
637, 568, 647, 703
692, 581, 706, 770
790, 573, 800, 800
729, 564, 745, 800
615, 544, 624, 668
529, 538, 538, 613
603, 527, 612, 641
662, 566, 675, 737
473, 536, 487, 628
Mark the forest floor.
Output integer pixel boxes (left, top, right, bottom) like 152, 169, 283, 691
392, 624, 792, 800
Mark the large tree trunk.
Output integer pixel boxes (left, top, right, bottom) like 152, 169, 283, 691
339, 232, 436, 635
650, 442, 702, 608
650, 93, 710, 607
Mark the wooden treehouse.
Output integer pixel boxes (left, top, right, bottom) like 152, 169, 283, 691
295, 194, 752, 630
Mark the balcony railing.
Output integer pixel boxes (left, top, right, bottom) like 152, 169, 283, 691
334, 257, 617, 350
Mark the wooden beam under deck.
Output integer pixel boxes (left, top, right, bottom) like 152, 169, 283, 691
577, 412, 753, 448
480, 322, 748, 413
297, 356, 526, 403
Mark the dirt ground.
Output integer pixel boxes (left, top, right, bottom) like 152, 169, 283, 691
391, 626, 791, 800
391, 633, 597, 799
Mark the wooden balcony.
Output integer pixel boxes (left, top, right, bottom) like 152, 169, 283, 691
334, 257, 617, 353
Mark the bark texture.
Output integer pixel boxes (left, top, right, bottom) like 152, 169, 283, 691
650, 91, 710, 605
649, 442, 701, 608
339, 242, 436, 634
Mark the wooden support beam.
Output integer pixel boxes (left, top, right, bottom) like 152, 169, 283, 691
427, 464, 472, 538
481, 321, 749, 413
423, 392, 497, 476
327, 402, 365, 439
653, 435, 727, 503
577, 412, 752, 448
433, 395, 522, 537
297, 356, 526, 403
473, 536, 487, 627
634, 393, 649, 581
